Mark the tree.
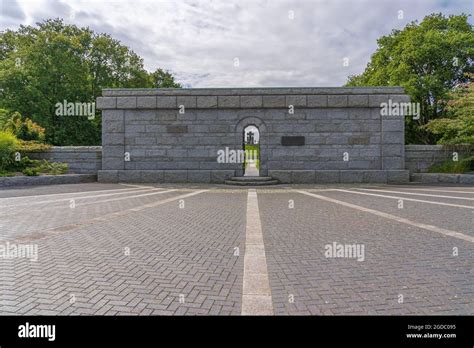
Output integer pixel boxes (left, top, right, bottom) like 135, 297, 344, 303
0, 109, 11, 130
346, 14, 474, 144
0, 19, 181, 145
425, 76, 474, 144
148, 68, 181, 88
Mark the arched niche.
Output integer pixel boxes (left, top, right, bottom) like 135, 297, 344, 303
234, 116, 268, 177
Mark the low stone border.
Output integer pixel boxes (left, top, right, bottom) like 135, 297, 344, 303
98, 169, 409, 184
98, 170, 234, 183
0, 174, 97, 187
410, 173, 474, 184
270, 170, 409, 184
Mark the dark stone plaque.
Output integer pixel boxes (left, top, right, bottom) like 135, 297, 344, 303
281, 136, 305, 146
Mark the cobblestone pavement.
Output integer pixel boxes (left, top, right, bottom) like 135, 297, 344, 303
259, 188, 473, 315
0, 183, 472, 315
1, 185, 246, 315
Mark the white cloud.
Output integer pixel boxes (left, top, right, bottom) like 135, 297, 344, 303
1, 0, 472, 87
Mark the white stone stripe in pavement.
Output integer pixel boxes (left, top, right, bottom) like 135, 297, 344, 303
298, 190, 474, 244
10, 190, 209, 242
356, 188, 474, 201
384, 186, 474, 194
0, 187, 160, 207
334, 189, 474, 209
76, 189, 175, 207
241, 189, 274, 315
119, 184, 156, 189
0, 189, 175, 219
0, 186, 152, 202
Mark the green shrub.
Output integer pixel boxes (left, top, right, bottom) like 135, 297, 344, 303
5, 112, 46, 142
3, 155, 68, 176
428, 156, 474, 173
0, 170, 16, 177
8, 155, 34, 172
36, 160, 68, 175
0, 131, 18, 170
22, 167, 40, 176
17, 140, 52, 152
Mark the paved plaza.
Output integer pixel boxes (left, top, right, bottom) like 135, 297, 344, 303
0, 182, 472, 315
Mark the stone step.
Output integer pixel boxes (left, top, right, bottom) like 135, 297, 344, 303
230, 176, 275, 182
224, 179, 279, 186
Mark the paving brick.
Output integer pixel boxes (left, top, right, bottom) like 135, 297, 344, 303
0, 189, 246, 315
258, 191, 474, 315
1, 184, 471, 317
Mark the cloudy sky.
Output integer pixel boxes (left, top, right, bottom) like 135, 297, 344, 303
1, 0, 472, 87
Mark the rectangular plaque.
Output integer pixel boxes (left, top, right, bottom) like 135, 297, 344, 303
167, 125, 188, 134
281, 136, 305, 146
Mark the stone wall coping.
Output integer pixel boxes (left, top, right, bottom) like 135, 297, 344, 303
102, 87, 405, 97
27, 146, 103, 152
405, 145, 445, 150
98, 87, 408, 110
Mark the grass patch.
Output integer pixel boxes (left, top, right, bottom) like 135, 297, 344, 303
244, 144, 260, 170
427, 155, 474, 173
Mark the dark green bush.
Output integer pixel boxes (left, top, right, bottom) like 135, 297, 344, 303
8, 155, 34, 171
428, 156, 474, 173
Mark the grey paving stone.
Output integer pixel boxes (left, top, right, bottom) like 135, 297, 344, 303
0, 189, 246, 315
258, 191, 474, 315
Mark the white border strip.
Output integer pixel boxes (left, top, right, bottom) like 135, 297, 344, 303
0, 186, 152, 202
356, 188, 474, 201
242, 189, 274, 315
12, 190, 208, 241
0, 187, 159, 207
334, 189, 474, 209
298, 190, 474, 243
384, 186, 474, 194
